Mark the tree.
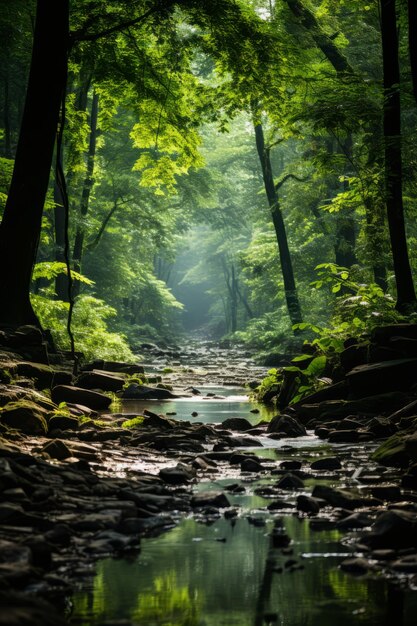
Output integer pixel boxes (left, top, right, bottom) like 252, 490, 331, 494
0, 0, 69, 327
380, 0, 416, 312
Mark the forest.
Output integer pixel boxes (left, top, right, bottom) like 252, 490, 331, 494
1, 0, 416, 364
2, 1, 417, 626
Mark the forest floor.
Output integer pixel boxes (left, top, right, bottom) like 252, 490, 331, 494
1, 327, 417, 624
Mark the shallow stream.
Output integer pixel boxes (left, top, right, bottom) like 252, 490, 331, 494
69, 347, 417, 625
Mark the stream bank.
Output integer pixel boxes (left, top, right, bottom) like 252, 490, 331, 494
1, 326, 417, 624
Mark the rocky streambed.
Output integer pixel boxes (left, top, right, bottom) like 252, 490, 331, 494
1, 326, 417, 624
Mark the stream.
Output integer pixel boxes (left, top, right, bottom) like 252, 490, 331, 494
68, 341, 417, 625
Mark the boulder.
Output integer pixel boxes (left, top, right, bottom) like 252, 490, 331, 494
361, 509, 417, 549
122, 383, 177, 400
51, 385, 112, 411
312, 485, 381, 510
82, 360, 144, 375
346, 359, 417, 397
41, 440, 72, 461
296, 495, 321, 514
190, 491, 230, 509
75, 370, 125, 393
0, 400, 48, 435
310, 457, 341, 471
267, 414, 306, 437
12, 362, 72, 389
371, 434, 412, 468
222, 417, 253, 431
159, 464, 195, 484
277, 473, 304, 490
48, 414, 79, 432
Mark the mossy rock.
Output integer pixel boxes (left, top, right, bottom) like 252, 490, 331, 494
371, 434, 411, 468
48, 414, 80, 432
0, 400, 48, 435
12, 362, 73, 390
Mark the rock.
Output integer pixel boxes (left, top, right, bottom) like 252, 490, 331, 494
346, 359, 417, 397
159, 464, 195, 484
41, 440, 72, 460
310, 457, 341, 470
0, 400, 48, 435
312, 485, 380, 510
328, 429, 360, 443
223, 435, 263, 447
371, 323, 417, 344
143, 410, 174, 430
12, 362, 72, 389
368, 417, 397, 438
241, 458, 264, 472
191, 491, 231, 509
82, 360, 144, 375
296, 392, 412, 422
122, 384, 177, 400
280, 460, 302, 470
51, 385, 112, 410
75, 370, 125, 393
369, 485, 402, 501
296, 495, 321, 514
277, 473, 304, 490
48, 414, 79, 432
267, 414, 306, 437
361, 509, 417, 549
336, 512, 372, 530
371, 434, 411, 468
222, 417, 253, 431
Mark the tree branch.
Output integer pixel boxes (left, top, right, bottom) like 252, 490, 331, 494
275, 173, 309, 191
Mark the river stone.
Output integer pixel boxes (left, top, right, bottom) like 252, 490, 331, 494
0, 400, 48, 435
191, 490, 230, 509
48, 414, 79, 432
122, 383, 177, 400
75, 370, 125, 393
336, 512, 373, 530
361, 509, 417, 549
280, 460, 302, 470
159, 464, 195, 484
240, 457, 264, 472
371, 434, 411, 468
82, 360, 144, 375
267, 414, 306, 437
328, 429, 360, 443
369, 485, 402, 501
51, 385, 112, 410
296, 495, 320, 514
41, 439, 72, 461
143, 410, 175, 429
277, 473, 304, 490
222, 417, 253, 431
310, 457, 341, 470
340, 557, 377, 575
312, 485, 381, 510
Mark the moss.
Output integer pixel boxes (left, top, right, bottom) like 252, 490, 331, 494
371, 434, 410, 468
121, 416, 145, 429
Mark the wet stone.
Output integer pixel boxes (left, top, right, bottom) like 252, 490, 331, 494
277, 473, 304, 490
310, 457, 342, 471
296, 495, 321, 514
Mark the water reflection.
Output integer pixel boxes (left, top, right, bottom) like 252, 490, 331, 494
116, 392, 275, 425
70, 516, 417, 626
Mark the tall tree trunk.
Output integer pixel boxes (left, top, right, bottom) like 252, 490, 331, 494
408, 0, 417, 105
254, 122, 303, 326
335, 136, 357, 268
53, 179, 68, 300
380, 0, 416, 312
72, 90, 99, 296
0, 0, 69, 327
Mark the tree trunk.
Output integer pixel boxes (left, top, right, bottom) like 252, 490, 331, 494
53, 179, 68, 300
408, 0, 417, 105
0, 0, 69, 327
380, 0, 416, 312
72, 90, 99, 296
254, 122, 303, 326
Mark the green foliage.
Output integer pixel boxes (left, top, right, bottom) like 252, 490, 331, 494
31, 294, 135, 362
